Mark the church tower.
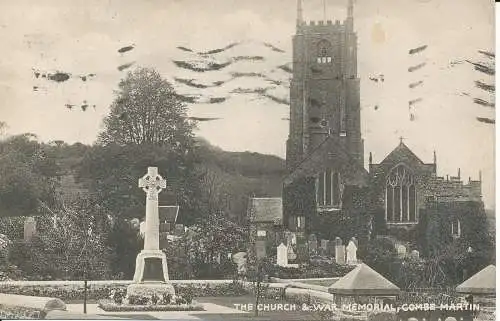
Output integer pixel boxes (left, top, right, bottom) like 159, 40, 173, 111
286, 0, 363, 171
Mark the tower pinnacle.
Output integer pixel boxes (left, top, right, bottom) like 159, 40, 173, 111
297, 0, 304, 29
346, 0, 354, 30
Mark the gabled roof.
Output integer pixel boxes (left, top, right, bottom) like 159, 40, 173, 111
284, 135, 368, 186
456, 265, 496, 295
328, 263, 400, 295
379, 141, 425, 166
159, 206, 179, 224
248, 198, 283, 223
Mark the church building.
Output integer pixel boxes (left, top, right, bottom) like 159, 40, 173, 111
280, 0, 486, 256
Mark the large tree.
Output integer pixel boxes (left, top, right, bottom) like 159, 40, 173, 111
98, 67, 195, 148
0, 133, 59, 218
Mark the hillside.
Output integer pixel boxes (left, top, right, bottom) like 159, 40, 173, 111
55, 139, 286, 213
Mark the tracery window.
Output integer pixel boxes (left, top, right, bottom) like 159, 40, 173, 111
316, 40, 333, 64
385, 165, 417, 222
317, 170, 341, 207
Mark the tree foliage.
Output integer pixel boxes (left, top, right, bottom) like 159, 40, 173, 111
0, 134, 59, 217
10, 196, 113, 280
98, 67, 195, 147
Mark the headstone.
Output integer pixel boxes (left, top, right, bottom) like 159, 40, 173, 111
255, 240, 267, 260
327, 241, 336, 257
277, 243, 288, 267
287, 244, 297, 261
174, 224, 184, 236
297, 243, 309, 262
346, 239, 357, 265
130, 218, 140, 230
232, 252, 247, 277
308, 234, 318, 256
396, 244, 407, 259
127, 167, 174, 297
285, 231, 297, 246
139, 221, 146, 238
23, 217, 36, 242
335, 237, 345, 264
410, 250, 420, 260
351, 237, 358, 248
320, 239, 329, 256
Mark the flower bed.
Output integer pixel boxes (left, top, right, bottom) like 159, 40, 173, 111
0, 280, 248, 301
0, 305, 43, 320
98, 299, 204, 312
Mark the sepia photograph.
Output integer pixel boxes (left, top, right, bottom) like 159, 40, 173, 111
0, 0, 495, 320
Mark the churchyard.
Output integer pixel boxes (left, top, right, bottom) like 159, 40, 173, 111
0, 165, 494, 320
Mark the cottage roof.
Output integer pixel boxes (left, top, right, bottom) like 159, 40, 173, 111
248, 198, 283, 223
456, 265, 496, 295
328, 263, 400, 296
159, 206, 179, 224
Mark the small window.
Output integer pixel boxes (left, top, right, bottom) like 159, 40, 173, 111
451, 219, 461, 238
296, 216, 305, 229
317, 40, 333, 64
257, 230, 267, 237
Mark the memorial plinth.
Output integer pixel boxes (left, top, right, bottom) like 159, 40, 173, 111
127, 167, 175, 297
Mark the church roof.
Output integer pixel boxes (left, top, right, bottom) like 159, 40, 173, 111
456, 265, 496, 295
379, 141, 426, 165
284, 135, 368, 186
328, 263, 400, 296
159, 206, 179, 224
248, 198, 283, 223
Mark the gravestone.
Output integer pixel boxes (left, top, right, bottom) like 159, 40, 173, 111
308, 234, 318, 256
255, 240, 267, 260
139, 221, 145, 238
327, 240, 336, 257
335, 237, 345, 264
23, 217, 36, 242
346, 239, 358, 265
396, 244, 407, 259
277, 243, 288, 267
130, 218, 140, 230
410, 250, 420, 260
351, 237, 358, 248
127, 167, 175, 297
174, 224, 184, 236
287, 244, 297, 261
285, 231, 297, 246
320, 239, 329, 256
297, 243, 308, 262
232, 252, 247, 277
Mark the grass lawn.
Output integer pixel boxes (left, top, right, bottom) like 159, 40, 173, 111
299, 279, 336, 287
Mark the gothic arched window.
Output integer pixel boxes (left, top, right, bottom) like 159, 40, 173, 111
316, 170, 341, 208
451, 219, 461, 238
316, 40, 333, 64
385, 165, 417, 223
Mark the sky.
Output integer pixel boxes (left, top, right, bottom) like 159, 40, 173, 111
0, 0, 495, 208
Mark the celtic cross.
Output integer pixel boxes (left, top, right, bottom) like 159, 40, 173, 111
138, 167, 166, 201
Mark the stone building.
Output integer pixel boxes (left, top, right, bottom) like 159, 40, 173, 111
279, 0, 487, 256
247, 198, 284, 260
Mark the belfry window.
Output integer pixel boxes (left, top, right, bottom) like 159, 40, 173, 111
385, 165, 417, 223
451, 219, 461, 238
316, 40, 333, 64
317, 170, 341, 207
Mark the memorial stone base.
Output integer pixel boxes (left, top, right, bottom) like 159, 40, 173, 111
127, 250, 175, 297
